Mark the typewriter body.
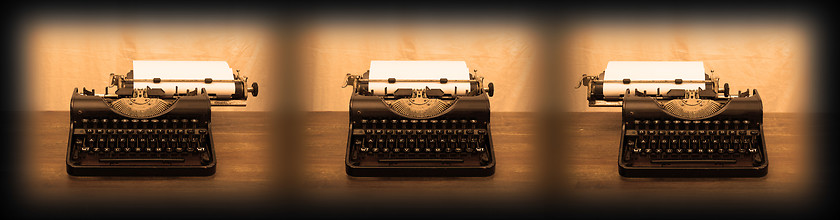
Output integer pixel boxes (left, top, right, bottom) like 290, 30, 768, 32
577, 61, 767, 177
67, 61, 258, 176
343, 61, 495, 177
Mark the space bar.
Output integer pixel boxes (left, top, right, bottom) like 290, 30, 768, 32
651, 159, 737, 163
100, 158, 185, 162
379, 159, 464, 163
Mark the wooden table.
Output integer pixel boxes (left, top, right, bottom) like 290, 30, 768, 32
17, 111, 819, 218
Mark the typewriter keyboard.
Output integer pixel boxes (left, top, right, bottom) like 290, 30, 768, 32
621, 119, 765, 167
68, 118, 212, 166
348, 119, 492, 167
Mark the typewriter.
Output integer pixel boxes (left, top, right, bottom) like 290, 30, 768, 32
342, 61, 496, 177
577, 61, 767, 177
66, 61, 258, 176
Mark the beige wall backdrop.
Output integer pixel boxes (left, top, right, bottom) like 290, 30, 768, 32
23, 14, 811, 114
299, 17, 537, 112
562, 17, 813, 113
24, 15, 276, 112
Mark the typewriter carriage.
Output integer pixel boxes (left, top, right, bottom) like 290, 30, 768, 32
108, 69, 258, 106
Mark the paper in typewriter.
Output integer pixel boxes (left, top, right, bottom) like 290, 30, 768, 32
603, 61, 707, 97
133, 61, 236, 96
368, 61, 471, 95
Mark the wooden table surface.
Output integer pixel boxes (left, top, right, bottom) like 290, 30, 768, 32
18, 111, 819, 217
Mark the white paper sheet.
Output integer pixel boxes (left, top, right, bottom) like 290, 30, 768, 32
603, 61, 706, 97
368, 61, 471, 95
133, 60, 236, 96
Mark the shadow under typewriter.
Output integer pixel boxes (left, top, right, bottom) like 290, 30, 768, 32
343, 61, 495, 177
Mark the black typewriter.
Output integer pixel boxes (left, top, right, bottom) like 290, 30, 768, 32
342, 61, 495, 177
577, 61, 767, 177
66, 61, 257, 176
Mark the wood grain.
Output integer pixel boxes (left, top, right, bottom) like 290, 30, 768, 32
19, 111, 816, 215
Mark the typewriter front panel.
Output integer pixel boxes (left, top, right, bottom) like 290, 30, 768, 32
617, 95, 767, 177
66, 94, 216, 176
346, 94, 495, 176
